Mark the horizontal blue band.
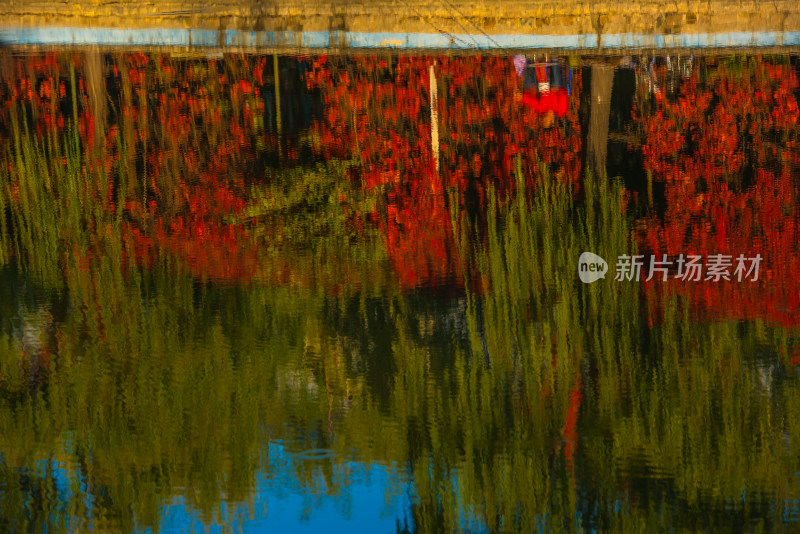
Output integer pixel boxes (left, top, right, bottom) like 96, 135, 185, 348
1, 26, 799, 50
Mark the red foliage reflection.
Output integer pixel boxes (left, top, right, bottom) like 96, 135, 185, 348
636, 58, 800, 326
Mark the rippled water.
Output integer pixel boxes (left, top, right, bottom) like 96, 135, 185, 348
0, 51, 799, 532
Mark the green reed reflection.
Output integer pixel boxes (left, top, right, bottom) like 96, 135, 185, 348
0, 94, 377, 529
423, 159, 637, 532
440, 158, 800, 532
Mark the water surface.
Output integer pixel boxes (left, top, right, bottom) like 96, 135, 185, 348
0, 51, 799, 532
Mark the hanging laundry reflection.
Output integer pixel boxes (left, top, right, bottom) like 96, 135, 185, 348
513, 55, 569, 127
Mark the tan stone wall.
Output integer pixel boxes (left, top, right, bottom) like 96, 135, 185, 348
0, 0, 797, 39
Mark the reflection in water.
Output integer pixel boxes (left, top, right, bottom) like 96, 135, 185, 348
0, 51, 799, 532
